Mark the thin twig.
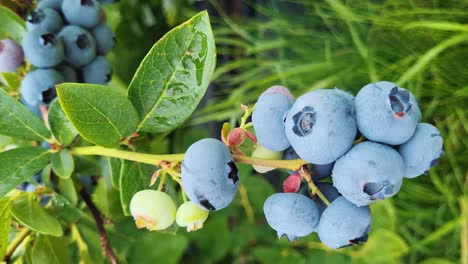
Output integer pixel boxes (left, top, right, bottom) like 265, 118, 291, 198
3, 228, 31, 263
298, 166, 331, 206
79, 189, 119, 264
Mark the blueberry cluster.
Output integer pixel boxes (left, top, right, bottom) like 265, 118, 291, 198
252, 82, 443, 249
20, 0, 114, 114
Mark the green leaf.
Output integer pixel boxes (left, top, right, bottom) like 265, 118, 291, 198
0, 147, 51, 198
0, 198, 11, 259
56, 83, 139, 148
128, 232, 188, 264
57, 177, 78, 205
108, 157, 122, 190
32, 235, 72, 264
0, 89, 52, 142
0, 6, 26, 41
119, 160, 156, 215
92, 178, 124, 221
353, 229, 409, 263
46, 194, 82, 223
187, 215, 231, 262
51, 149, 74, 179
48, 99, 78, 146
127, 11, 216, 133
1, 72, 21, 92
10, 193, 63, 237
253, 246, 305, 264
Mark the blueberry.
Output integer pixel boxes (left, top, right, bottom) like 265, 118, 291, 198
317, 196, 371, 249
252, 86, 294, 151
26, 8, 63, 33
313, 183, 340, 215
312, 162, 334, 181
0, 39, 23, 72
355, 81, 421, 145
22, 29, 64, 67
398, 123, 443, 178
81, 56, 111, 84
284, 88, 357, 164
62, 0, 102, 28
332, 141, 404, 207
56, 63, 78, 82
21, 69, 64, 107
91, 22, 115, 54
263, 192, 319, 240
181, 138, 239, 211
38, 0, 63, 11
59, 25, 97, 67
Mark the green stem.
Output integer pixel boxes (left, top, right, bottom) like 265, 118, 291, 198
71, 146, 308, 171
299, 166, 330, 206
71, 146, 184, 165
3, 228, 31, 262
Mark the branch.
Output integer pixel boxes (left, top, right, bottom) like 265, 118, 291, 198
3, 228, 31, 263
79, 189, 119, 264
298, 166, 331, 206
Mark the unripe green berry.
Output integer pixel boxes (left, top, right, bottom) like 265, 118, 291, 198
252, 143, 282, 173
176, 201, 209, 232
130, 190, 176, 231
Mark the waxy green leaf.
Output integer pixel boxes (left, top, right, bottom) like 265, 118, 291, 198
0, 6, 25, 42
128, 11, 216, 133
0, 89, 51, 142
51, 149, 74, 179
32, 235, 72, 264
0, 147, 51, 198
48, 99, 78, 146
119, 160, 156, 215
10, 193, 63, 237
0, 198, 11, 259
57, 83, 140, 148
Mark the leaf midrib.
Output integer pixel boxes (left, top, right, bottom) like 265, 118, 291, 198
0, 150, 50, 186
136, 24, 198, 131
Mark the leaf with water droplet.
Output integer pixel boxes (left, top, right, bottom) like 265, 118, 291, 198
0, 147, 51, 198
0, 88, 51, 142
128, 11, 216, 133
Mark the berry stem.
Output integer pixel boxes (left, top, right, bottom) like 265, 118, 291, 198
71, 146, 308, 170
3, 228, 31, 263
298, 166, 331, 206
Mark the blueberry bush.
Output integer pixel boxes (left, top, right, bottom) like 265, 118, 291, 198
0, 1, 466, 263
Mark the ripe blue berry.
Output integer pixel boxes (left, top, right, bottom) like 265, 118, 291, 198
81, 56, 112, 84
91, 22, 115, 54
56, 63, 78, 82
26, 8, 64, 33
59, 25, 97, 67
314, 183, 340, 215
38, 0, 63, 11
284, 88, 357, 164
21, 69, 64, 107
0, 39, 23, 72
355, 81, 421, 145
252, 86, 294, 151
62, 0, 102, 28
317, 196, 371, 249
22, 29, 64, 67
181, 138, 239, 211
332, 141, 404, 207
263, 192, 319, 240
398, 123, 443, 178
